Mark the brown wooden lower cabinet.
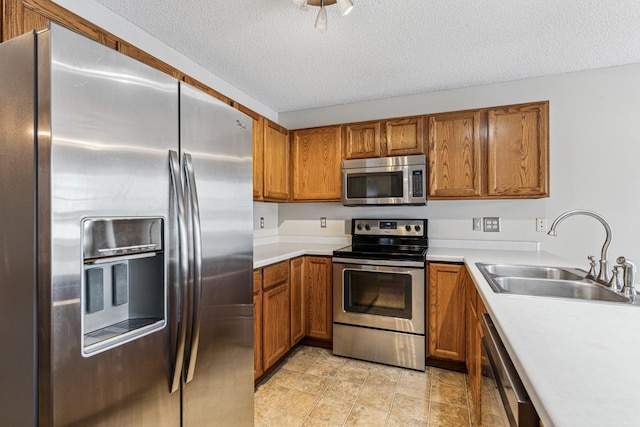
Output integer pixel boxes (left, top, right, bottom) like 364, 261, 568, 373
253, 256, 333, 380
465, 270, 482, 426
290, 256, 305, 345
304, 256, 333, 341
262, 281, 291, 371
253, 269, 264, 380
427, 262, 466, 363
253, 290, 263, 380
463, 265, 489, 426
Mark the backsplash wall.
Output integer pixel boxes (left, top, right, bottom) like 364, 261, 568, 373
274, 200, 547, 244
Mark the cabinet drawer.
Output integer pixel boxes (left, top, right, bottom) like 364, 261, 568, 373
262, 261, 289, 289
253, 269, 263, 293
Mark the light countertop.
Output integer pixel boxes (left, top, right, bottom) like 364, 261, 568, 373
254, 239, 640, 427
253, 236, 349, 268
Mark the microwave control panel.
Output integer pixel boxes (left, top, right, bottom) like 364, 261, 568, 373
412, 170, 423, 197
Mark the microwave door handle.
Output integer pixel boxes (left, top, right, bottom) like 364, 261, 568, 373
169, 150, 189, 393
183, 153, 203, 384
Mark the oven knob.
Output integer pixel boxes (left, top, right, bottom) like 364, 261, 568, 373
415, 225, 421, 232
364, 224, 371, 231
356, 223, 363, 231
405, 225, 412, 232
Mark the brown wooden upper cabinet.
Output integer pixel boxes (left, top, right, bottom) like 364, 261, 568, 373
385, 116, 426, 156
429, 101, 549, 199
2, 0, 49, 42
233, 103, 265, 201
487, 102, 549, 197
263, 120, 290, 201
428, 110, 483, 198
291, 126, 342, 201
343, 121, 382, 159
343, 117, 424, 159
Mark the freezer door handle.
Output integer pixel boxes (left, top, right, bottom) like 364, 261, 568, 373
169, 150, 190, 393
183, 153, 203, 383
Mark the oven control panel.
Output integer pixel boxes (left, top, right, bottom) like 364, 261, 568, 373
352, 219, 426, 237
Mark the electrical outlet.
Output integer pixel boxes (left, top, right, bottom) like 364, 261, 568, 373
536, 217, 546, 232
320, 217, 327, 228
260, 217, 264, 229
473, 217, 482, 231
483, 217, 501, 232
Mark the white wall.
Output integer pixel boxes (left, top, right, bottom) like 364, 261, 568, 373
279, 64, 640, 267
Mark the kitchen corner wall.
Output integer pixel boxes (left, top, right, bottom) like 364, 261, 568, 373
280, 63, 640, 267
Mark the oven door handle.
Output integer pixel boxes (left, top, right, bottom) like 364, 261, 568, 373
332, 257, 425, 268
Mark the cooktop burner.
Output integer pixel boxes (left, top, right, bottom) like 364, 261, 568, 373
333, 219, 428, 262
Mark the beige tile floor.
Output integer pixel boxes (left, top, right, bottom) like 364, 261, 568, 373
254, 346, 476, 427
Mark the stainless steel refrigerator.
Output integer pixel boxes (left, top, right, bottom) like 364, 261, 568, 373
0, 23, 254, 426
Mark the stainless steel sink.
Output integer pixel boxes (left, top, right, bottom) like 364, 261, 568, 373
476, 262, 633, 304
480, 264, 585, 281
491, 277, 628, 302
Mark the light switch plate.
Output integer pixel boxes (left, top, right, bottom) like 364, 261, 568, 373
483, 217, 501, 232
473, 217, 482, 231
320, 217, 327, 228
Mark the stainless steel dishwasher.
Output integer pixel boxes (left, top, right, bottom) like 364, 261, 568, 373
481, 314, 540, 427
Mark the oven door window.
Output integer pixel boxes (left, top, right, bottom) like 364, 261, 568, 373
343, 270, 412, 319
346, 171, 404, 199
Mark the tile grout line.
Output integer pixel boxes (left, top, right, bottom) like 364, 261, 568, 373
339, 362, 370, 427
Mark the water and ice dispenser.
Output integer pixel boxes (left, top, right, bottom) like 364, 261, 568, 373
82, 218, 166, 355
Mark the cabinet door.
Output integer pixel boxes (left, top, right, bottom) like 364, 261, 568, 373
262, 282, 291, 370
291, 126, 342, 201
253, 270, 263, 380
253, 116, 265, 200
263, 120, 290, 201
428, 111, 483, 198
234, 103, 264, 201
304, 256, 333, 341
463, 268, 482, 426
487, 101, 549, 197
343, 121, 382, 159
289, 257, 305, 345
428, 263, 466, 362
385, 116, 426, 156
253, 291, 263, 380
2, 0, 47, 41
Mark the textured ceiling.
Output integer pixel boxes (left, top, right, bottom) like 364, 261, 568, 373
93, 0, 640, 113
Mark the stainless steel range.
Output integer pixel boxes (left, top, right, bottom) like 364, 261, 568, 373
332, 218, 428, 371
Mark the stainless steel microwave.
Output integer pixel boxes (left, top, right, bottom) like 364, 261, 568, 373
341, 154, 427, 206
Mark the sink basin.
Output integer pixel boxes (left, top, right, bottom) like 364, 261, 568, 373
491, 277, 629, 302
479, 264, 585, 281
476, 262, 633, 304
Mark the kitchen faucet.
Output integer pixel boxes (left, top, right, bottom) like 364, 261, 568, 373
547, 209, 612, 283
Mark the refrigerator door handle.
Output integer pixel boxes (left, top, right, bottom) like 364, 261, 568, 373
183, 153, 203, 383
169, 150, 190, 393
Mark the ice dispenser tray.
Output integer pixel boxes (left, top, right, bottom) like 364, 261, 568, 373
82, 218, 166, 356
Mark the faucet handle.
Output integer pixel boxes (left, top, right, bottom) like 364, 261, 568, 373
586, 255, 597, 277
608, 265, 623, 291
